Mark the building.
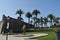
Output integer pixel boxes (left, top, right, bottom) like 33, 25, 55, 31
0, 15, 34, 33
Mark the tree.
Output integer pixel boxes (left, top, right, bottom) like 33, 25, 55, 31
26, 12, 32, 23
32, 9, 40, 18
16, 9, 24, 20
32, 17, 37, 27
47, 14, 55, 27
36, 18, 40, 27
53, 17, 60, 26
32, 9, 40, 27
30, 20, 33, 24
40, 17, 44, 27
43, 17, 48, 27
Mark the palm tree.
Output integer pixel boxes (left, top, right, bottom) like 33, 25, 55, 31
26, 12, 32, 32
53, 17, 60, 26
40, 17, 44, 27
16, 9, 24, 20
32, 9, 40, 27
47, 14, 55, 27
16, 9, 24, 34
26, 12, 32, 23
30, 20, 33, 24
36, 18, 40, 27
32, 17, 37, 27
43, 17, 48, 27
32, 9, 40, 18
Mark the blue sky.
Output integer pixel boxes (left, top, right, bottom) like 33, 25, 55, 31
0, 0, 60, 22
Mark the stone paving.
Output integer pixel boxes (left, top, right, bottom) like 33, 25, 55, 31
0, 33, 48, 40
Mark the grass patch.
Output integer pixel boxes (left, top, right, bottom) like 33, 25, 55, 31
26, 27, 60, 40
35, 32, 56, 40
26, 31, 56, 40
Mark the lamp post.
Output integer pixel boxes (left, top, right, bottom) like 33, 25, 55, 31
6, 16, 9, 40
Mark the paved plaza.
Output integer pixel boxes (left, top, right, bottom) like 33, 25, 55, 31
0, 33, 48, 40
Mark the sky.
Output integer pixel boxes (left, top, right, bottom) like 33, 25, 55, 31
0, 0, 60, 23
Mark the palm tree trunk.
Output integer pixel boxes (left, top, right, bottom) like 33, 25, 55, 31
34, 20, 35, 27
51, 20, 53, 27
28, 18, 30, 23
19, 14, 21, 18
36, 15, 37, 27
